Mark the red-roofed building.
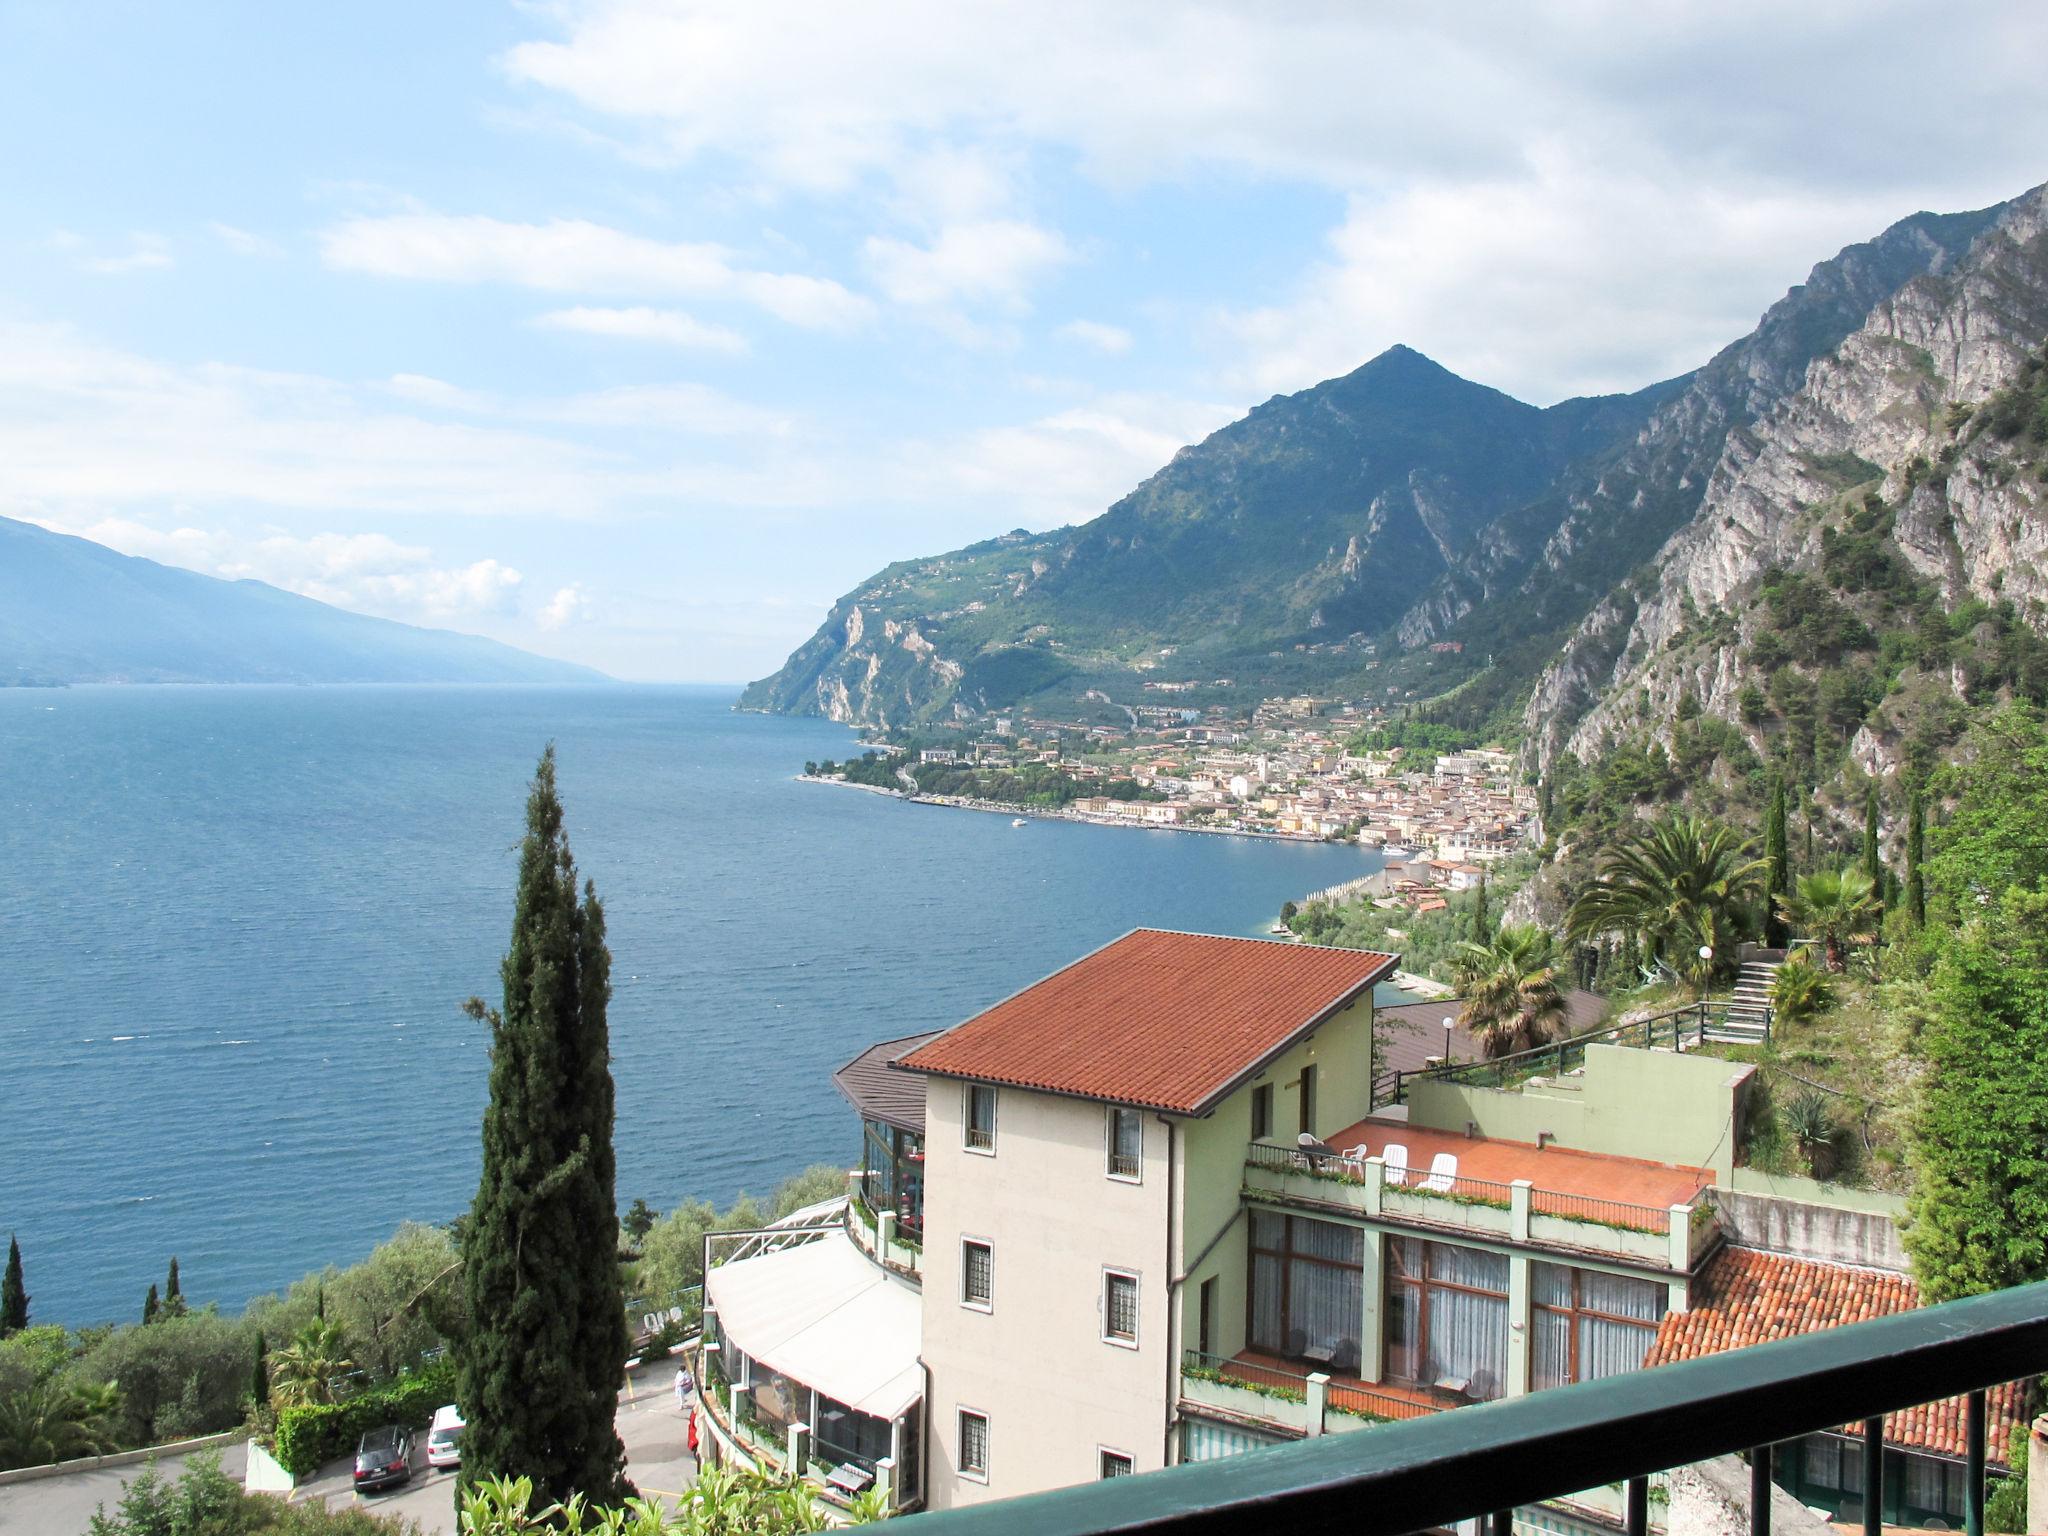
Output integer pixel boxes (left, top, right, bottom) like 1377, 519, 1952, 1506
1648, 1247, 2030, 1525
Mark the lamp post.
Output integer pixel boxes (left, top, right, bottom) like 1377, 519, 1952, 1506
1442, 1016, 1454, 1065
1696, 944, 1713, 1001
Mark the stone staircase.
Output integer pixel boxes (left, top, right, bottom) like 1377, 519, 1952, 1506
1705, 954, 1780, 1044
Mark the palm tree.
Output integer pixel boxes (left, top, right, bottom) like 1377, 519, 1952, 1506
0, 1378, 119, 1472
1565, 814, 1767, 977
266, 1317, 354, 1409
1450, 924, 1572, 1059
1776, 867, 1882, 971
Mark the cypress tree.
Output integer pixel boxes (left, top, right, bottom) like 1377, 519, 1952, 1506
162, 1256, 185, 1319
251, 1332, 269, 1408
1, 1235, 27, 1336
1764, 775, 1790, 947
1863, 782, 1883, 897
457, 747, 630, 1508
1471, 874, 1490, 943
1906, 782, 1927, 927
143, 1283, 160, 1325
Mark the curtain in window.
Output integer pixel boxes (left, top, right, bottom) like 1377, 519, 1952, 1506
1291, 1217, 1364, 1265
1578, 1269, 1664, 1320
1425, 1285, 1508, 1399
1531, 1262, 1573, 1307
1804, 1436, 1843, 1492
1904, 1455, 1946, 1515
1428, 1243, 1508, 1291
1288, 1254, 1362, 1370
1578, 1315, 1655, 1381
1531, 1306, 1572, 1391
1250, 1253, 1284, 1353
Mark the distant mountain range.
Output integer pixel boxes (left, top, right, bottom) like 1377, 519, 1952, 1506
0, 515, 606, 686
744, 182, 2047, 758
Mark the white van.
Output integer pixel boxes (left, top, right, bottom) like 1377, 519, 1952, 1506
426, 1404, 465, 1470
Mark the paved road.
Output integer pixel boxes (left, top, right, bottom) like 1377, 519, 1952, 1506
0, 1368, 698, 1536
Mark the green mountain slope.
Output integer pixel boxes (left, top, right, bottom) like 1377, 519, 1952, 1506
0, 515, 608, 686
742, 347, 1674, 726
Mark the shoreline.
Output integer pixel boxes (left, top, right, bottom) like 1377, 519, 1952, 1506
795, 775, 1368, 847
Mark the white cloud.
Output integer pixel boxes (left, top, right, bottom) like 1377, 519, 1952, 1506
863, 219, 1072, 310
209, 222, 283, 258
547, 383, 792, 437
540, 583, 591, 629
1057, 320, 1132, 355
54, 231, 173, 274
320, 211, 874, 330
535, 305, 748, 353
385, 373, 496, 412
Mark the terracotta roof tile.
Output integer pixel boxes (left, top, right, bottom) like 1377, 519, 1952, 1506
1648, 1248, 2032, 1465
893, 929, 1398, 1115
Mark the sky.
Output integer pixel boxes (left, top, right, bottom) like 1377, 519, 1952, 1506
2, 2, 2044, 682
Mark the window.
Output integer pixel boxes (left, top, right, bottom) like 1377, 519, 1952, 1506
1250, 1082, 1273, 1140
965, 1084, 997, 1152
1103, 1269, 1139, 1345
1298, 1064, 1318, 1138
1248, 1210, 1364, 1374
1382, 1237, 1509, 1400
1530, 1262, 1663, 1389
1107, 1106, 1142, 1179
1198, 1277, 1216, 1358
961, 1239, 993, 1310
958, 1409, 989, 1480
1100, 1449, 1134, 1479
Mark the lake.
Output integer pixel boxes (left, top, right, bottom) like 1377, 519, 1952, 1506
0, 685, 1390, 1325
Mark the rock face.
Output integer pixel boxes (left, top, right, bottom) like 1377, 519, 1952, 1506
1526, 184, 2048, 776
749, 181, 2047, 738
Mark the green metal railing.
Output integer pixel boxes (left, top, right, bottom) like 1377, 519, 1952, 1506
893, 1279, 2048, 1536
1383, 1001, 1719, 1105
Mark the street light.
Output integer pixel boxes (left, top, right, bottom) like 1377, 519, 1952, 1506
1442, 1015, 1455, 1064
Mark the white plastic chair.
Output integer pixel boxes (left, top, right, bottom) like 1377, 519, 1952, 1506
1421, 1152, 1458, 1193
1382, 1143, 1410, 1186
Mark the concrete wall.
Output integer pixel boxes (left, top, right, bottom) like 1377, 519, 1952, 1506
1408, 1046, 1752, 1178
919, 1077, 1175, 1509
1713, 1185, 1908, 1272
1668, 1454, 1835, 1536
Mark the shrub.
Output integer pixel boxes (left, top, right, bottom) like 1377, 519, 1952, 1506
1769, 956, 1835, 1027
271, 1361, 454, 1480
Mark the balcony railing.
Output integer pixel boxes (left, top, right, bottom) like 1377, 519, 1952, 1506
1244, 1142, 1700, 1264
894, 1278, 2048, 1535
1382, 1002, 1722, 1106
1181, 1349, 1448, 1434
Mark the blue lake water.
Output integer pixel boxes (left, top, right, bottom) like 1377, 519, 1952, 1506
0, 685, 1389, 1326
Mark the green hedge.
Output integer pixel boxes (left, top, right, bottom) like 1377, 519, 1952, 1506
273, 1361, 456, 1479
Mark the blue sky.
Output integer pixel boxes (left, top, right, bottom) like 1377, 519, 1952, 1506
3, 2, 2044, 681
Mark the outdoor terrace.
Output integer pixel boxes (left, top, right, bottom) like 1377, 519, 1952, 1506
1245, 1125, 1717, 1270
1180, 1348, 1448, 1439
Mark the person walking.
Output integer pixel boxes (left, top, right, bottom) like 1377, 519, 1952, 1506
674, 1363, 693, 1413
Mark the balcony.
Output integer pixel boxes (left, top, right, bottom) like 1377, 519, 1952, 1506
1180, 1349, 1448, 1439
845, 1188, 923, 1281
1244, 1141, 1715, 1271
895, 1279, 2048, 1535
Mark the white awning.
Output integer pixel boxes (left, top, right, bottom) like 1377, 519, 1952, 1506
705, 1229, 923, 1422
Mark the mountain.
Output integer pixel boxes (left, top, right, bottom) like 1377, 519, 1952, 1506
747, 183, 2045, 744
743, 348, 1679, 726
0, 516, 607, 686
1525, 181, 2048, 786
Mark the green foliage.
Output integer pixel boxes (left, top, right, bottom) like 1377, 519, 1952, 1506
1905, 884, 2048, 1301
1768, 954, 1835, 1027
0, 1236, 25, 1336
770, 1166, 851, 1220
1449, 925, 1569, 1059
314, 1224, 462, 1383
268, 1318, 354, 1409
1565, 813, 1765, 980
162, 1259, 185, 1322
72, 1309, 258, 1447
1345, 719, 1475, 757
0, 1375, 120, 1471
1924, 705, 2048, 919
1905, 781, 1926, 928
820, 752, 904, 791
1763, 776, 1790, 947
1776, 867, 1881, 973
1988, 1427, 2029, 1534
87, 1449, 423, 1535
622, 1201, 658, 1243
458, 747, 632, 1507
454, 1463, 873, 1534
907, 758, 1086, 807
1861, 783, 1882, 894
271, 1360, 455, 1480
143, 1285, 159, 1327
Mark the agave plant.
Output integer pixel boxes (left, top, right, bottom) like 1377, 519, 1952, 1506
1768, 954, 1835, 1027
1783, 1089, 1843, 1178
1450, 924, 1572, 1059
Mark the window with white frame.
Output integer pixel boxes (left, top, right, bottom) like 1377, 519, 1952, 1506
1100, 1449, 1134, 1478
964, 1084, 997, 1152
1103, 1268, 1139, 1346
1107, 1105, 1142, 1180
961, 1239, 993, 1310
958, 1409, 989, 1480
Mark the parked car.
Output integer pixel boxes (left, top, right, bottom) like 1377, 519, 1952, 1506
353, 1424, 414, 1493
426, 1403, 465, 1470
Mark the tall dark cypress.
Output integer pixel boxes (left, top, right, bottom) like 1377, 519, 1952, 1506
142, 1283, 159, 1325
457, 747, 630, 1508
1906, 782, 1927, 927
1863, 782, 1883, 897
1764, 775, 1790, 947
1471, 874, 1490, 943
1, 1235, 27, 1336
251, 1331, 269, 1407
163, 1256, 183, 1316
